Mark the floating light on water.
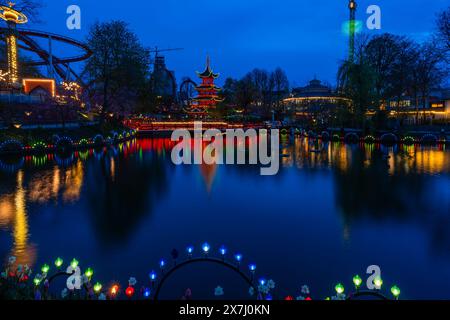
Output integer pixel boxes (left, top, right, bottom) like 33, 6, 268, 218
70, 258, 79, 269
374, 277, 383, 290
391, 286, 401, 299
335, 283, 345, 294
54, 257, 63, 268
85, 268, 94, 279
41, 264, 50, 274
93, 282, 102, 294
202, 243, 210, 254
353, 275, 362, 289
149, 271, 157, 281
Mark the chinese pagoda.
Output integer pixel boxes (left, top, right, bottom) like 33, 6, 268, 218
188, 56, 223, 119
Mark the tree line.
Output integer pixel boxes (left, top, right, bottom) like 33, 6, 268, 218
337, 7, 450, 129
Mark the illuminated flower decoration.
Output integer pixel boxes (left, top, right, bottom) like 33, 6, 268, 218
24, 265, 32, 275
98, 293, 106, 301
301, 285, 310, 295
8, 256, 16, 265
331, 293, 346, 301
296, 296, 305, 301
128, 277, 137, 286
80, 275, 89, 285
61, 288, 69, 299
214, 286, 224, 296
258, 283, 270, 295
1, 272, 6, 279
249, 287, 255, 297
267, 280, 276, 289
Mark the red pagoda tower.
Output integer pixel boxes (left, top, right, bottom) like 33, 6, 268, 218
188, 56, 223, 119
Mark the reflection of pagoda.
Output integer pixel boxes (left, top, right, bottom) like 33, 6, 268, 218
188, 56, 223, 119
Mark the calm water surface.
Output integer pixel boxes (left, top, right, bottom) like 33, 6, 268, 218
0, 137, 449, 299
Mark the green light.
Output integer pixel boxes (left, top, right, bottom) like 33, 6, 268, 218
85, 268, 94, 278
341, 20, 363, 35
335, 283, 345, 294
374, 277, 383, 289
70, 258, 79, 269
41, 264, 50, 274
93, 282, 102, 293
353, 275, 362, 288
391, 285, 401, 299
33, 277, 41, 286
55, 257, 63, 268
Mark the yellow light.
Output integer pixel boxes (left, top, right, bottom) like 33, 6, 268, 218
22, 79, 56, 97
374, 277, 383, 289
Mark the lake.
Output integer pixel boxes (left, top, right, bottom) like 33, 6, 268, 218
1, 137, 449, 299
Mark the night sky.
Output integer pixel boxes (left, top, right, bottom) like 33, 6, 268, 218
23, 0, 449, 87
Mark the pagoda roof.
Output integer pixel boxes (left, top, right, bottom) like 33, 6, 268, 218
195, 84, 221, 90
196, 56, 220, 79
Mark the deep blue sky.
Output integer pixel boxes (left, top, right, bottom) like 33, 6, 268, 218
23, 0, 449, 87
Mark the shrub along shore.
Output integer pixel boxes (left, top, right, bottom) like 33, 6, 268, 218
0, 122, 136, 155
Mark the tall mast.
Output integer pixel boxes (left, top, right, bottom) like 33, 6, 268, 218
348, 0, 357, 62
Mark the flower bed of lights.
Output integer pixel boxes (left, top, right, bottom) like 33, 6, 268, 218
1, 248, 402, 301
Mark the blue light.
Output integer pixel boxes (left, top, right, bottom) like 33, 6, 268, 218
149, 271, 157, 281
143, 288, 151, 298
266, 294, 273, 301
219, 246, 227, 256
259, 278, 266, 286
202, 243, 210, 253
187, 246, 194, 254
235, 253, 243, 262
160, 259, 165, 268
249, 264, 256, 272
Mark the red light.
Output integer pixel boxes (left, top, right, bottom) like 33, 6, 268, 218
305, 297, 312, 300
125, 286, 135, 298
285, 296, 294, 301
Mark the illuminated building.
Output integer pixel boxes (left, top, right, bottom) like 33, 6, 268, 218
0, 3, 28, 84
283, 79, 351, 118
22, 78, 56, 97
380, 89, 450, 124
189, 56, 223, 119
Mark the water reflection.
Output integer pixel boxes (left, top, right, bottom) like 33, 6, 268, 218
0, 171, 36, 268
0, 137, 448, 292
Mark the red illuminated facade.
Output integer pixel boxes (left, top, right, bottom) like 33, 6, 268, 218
188, 56, 223, 118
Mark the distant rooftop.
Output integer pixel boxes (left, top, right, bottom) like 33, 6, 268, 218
292, 79, 334, 98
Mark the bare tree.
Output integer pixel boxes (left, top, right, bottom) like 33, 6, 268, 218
270, 67, 289, 112
436, 7, 450, 52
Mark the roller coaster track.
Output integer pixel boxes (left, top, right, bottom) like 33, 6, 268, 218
0, 27, 92, 82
